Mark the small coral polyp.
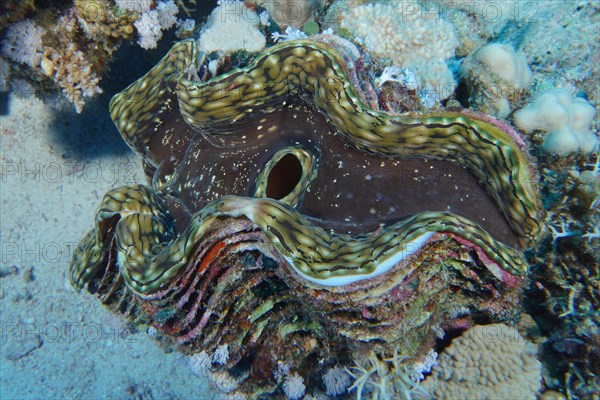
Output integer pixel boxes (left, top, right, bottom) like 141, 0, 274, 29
70, 37, 542, 397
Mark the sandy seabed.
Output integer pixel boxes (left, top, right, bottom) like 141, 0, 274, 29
0, 96, 217, 399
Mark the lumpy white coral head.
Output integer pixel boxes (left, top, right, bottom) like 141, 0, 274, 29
577, 130, 599, 153
542, 127, 580, 155
514, 89, 598, 155
514, 91, 571, 133
477, 43, 532, 87
570, 97, 596, 134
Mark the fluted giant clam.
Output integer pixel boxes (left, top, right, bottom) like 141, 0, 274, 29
70, 37, 542, 397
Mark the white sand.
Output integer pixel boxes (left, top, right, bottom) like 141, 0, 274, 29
0, 96, 217, 399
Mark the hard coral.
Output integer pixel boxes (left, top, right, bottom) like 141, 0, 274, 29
197, 1, 266, 53
39, 11, 105, 114
442, 1, 532, 57
514, 89, 598, 155
346, 349, 427, 400
460, 43, 532, 118
421, 323, 542, 399
250, 0, 316, 28
1, 2, 135, 113
75, 0, 136, 40
41, 43, 104, 114
115, 0, 153, 12
328, 0, 458, 101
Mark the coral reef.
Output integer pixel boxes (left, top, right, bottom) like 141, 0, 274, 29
0, 9, 109, 113
460, 43, 532, 118
38, 9, 108, 114
346, 349, 428, 399
442, 0, 599, 152
1, 19, 45, 68
75, 0, 136, 41
421, 323, 542, 399
444, 20, 599, 396
126, 0, 179, 49
323, 366, 352, 396
197, 0, 266, 53
514, 89, 598, 155
325, 0, 459, 101
443, 0, 536, 57
446, 1, 598, 110
1, 10, 106, 112
41, 42, 104, 114
13, 0, 588, 397
525, 150, 599, 398
0, 0, 185, 112
69, 35, 542, 397
282, 373, 306, 400
502, 1, 599, 105
250, 0, 317, 28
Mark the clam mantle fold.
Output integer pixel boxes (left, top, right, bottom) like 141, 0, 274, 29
70, 38, 542, 396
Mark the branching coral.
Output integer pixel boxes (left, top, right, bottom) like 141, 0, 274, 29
525, 149, 599, 397
1, 7, 110, 112
0, 0, 183, 112
41, 43, 103, 114
39, 11, 104, 113
346, 348, 428, 400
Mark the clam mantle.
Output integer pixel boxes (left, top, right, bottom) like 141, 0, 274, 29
70, 37, 542, 397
